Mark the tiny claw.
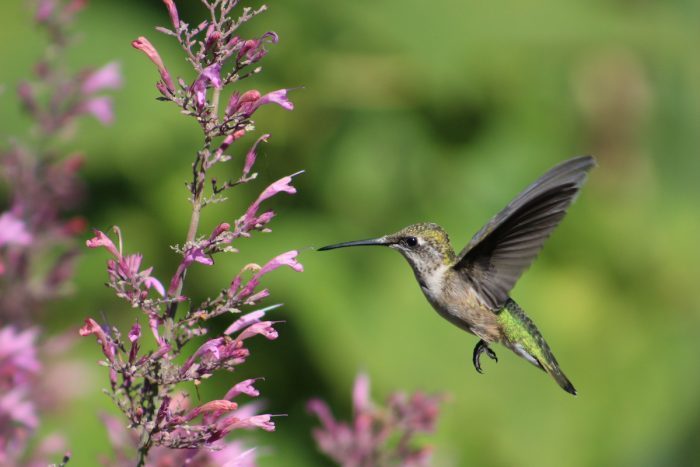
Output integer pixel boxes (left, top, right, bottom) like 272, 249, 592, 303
472, 339, 498, 374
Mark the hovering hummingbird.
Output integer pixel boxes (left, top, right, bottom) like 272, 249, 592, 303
318, 156, 595, 395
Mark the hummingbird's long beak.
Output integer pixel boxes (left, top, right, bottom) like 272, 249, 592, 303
317, 237, 390, 251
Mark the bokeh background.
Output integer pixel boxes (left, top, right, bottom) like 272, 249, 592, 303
2, 0, 700, 465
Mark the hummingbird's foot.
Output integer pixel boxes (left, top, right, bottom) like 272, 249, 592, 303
472, 339, 498, 374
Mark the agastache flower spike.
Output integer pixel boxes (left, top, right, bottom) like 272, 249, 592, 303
308, 374, 443, 466
87, 1, 301, 461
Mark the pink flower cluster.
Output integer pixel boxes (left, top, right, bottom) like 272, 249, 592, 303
79, 306, 283, 450
81, 1, 303, 463
131, 0, 295, 142
0, 327, 40, 464
308, 374, 443, 467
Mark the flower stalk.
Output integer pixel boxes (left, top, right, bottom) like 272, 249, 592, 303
83, 1, 301, 464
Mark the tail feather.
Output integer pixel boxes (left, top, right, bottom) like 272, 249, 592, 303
498, 299, 577, 396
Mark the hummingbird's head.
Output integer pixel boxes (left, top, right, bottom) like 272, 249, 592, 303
318, 222, 456, 273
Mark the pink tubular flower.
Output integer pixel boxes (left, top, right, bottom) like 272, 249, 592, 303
353, 373, 371, 414
86, 229, 120, 257
183, 247, 214, 267
191, 62, 223, 110
241, 172, 301, 230
183, 400, 238, 422
225, 378, 262, 399
35, 0, 56, 22
79, 318, 115, 364
226, 88, 295, 118
308, 373, 443, 467
132, 36, 175, 93
163, 0, 179, 29
224, 310, 266, 335
225, 89, 261, 117
0, 211, 32, 247
218, 413, 275, 434
0, 326, 40, 386
81, 62, 123, 94
238, 250, 303, 298
80, 96, 115, 125
256, 89, 294, 111
237, 321, 279, 341
243, 134, 269, 178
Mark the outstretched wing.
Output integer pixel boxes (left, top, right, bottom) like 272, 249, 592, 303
453, 156, 595, 310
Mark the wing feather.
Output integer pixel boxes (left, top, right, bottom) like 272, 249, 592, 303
453, 156, 595, 310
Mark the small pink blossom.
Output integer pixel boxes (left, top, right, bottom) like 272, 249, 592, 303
257, 88, 294, 111
224, 310, 265, 335
128, 322, 141, 343
192, 62, 223, 109
0, 326, 40, 384
162, 0, 179, 29
35, 0, 56, 22
353, 373, 371, 414
238, 250, 303, 298
184, 247, 214, 266
242, 172, 301, 230
209, 222, 231, 241
243, 134, 269, 177
225, 89, 261, 117
308, 373, 443, 466
79, 318, 115, 364
144, 276, 166, 296
81, 62, 123, 94
218, 413, 275, 433
224, 378, 262, 399
183, 400, 238, 422
0, 211, 32, 247
86, 229, 120, 257
81, 96, 115, 124
132, 36, 175, 93
237, 321, 279, 341
0, 388, 39, 429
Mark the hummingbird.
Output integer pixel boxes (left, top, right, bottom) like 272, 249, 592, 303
318, 156, 595, 395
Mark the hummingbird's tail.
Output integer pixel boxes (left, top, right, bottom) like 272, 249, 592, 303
498, 299, 577, 396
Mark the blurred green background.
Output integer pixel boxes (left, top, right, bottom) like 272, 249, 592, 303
2, 0, 700, 466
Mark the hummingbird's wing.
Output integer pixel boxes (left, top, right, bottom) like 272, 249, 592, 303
453, 156, 595, 310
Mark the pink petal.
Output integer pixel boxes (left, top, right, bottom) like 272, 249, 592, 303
255, 88, 294, 111
82, 96, 115, 125
82, 62, 122, 94
132, 36, 175, 92
0, 211, 32, 247
353, 373, 371, 414
163, 0, 180, 29
224, 310, 265, 335
243, 134, 270, 177
224, 378, 262, 400
237, 321, 279, 341
144, 276, 166, 297
86, 230, 120, 257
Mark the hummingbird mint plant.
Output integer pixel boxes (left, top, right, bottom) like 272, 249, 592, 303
81, 0, 301, 464
308, 373, 443, 466
1, 0, 120, 464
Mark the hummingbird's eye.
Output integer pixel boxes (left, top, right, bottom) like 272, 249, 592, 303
404, 236, 418, 247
